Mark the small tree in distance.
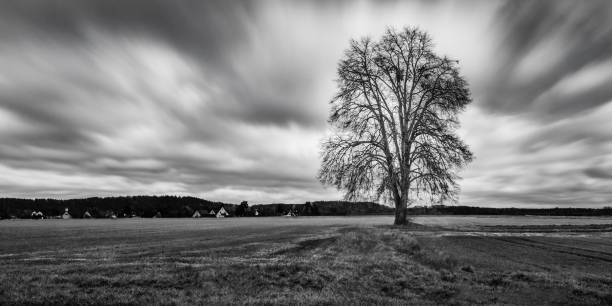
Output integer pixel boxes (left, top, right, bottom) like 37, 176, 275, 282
318, 27, 473, 225
236, 201, 249, 217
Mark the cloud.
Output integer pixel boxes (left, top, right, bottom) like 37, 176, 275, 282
458, 102, 612, 207
0, 26, 333, 202
480, 0, 612, 119
0, 0, 611, 207
584, 168, 612, 180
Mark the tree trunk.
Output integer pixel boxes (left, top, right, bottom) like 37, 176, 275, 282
393, 197, 408, 225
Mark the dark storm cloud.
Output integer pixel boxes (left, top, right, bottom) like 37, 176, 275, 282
482, 0, 612, 119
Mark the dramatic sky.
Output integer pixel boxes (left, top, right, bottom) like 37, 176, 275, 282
1, 0, 612, 207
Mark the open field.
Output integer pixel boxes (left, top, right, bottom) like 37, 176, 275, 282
414, 215, 612, 227
1, 216, 612, 305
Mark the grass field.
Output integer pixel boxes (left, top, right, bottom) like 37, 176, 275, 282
1, 216, 612, 305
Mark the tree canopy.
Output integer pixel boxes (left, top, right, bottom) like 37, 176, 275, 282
319, 27, 473, 225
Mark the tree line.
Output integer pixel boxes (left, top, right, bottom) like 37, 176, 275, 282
2, 196, 609, 219
0, 196, 394, 219
0, 196, 229, 219
408, 205, 612, 216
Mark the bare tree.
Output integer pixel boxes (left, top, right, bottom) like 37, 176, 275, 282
319, 27, 473, 225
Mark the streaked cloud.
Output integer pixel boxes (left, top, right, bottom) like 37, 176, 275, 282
1, 0, 611, 206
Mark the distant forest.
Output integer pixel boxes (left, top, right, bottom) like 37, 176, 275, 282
408, 205, 612, 216
0, 196, 394, 219
1, 196, 611, 219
